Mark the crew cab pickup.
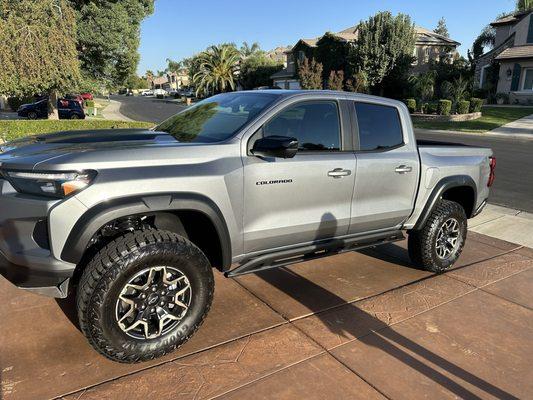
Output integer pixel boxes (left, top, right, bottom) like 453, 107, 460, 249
0, 90, 495, 363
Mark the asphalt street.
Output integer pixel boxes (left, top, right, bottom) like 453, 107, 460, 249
111, 94, 185, 123
112, 95, 533, 212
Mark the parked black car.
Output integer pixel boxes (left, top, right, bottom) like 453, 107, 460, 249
17, 98, 85, 120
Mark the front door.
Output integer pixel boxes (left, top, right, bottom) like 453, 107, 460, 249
243, 100, 356, 254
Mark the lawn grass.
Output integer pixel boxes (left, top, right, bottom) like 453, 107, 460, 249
412, 106, 533, 133
0, 119, 154, 142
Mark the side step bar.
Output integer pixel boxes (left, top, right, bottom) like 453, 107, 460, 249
225, 230, 404, 278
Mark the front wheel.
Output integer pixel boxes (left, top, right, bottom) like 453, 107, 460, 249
408, 200, 467, 273
76, 229, 214, 363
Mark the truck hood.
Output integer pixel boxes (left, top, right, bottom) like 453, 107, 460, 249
0, 129, 179, 170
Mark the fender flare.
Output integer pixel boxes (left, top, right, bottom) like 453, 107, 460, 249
61, 192, 232, 269
412, 175, 477, 231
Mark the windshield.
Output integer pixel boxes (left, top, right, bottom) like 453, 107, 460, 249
154, 92, 279, 143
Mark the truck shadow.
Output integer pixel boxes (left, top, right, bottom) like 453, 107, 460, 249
254, 212, 516, 399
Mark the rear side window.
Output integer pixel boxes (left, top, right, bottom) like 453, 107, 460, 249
354, 102, 403, 151
264, 101, 340, 151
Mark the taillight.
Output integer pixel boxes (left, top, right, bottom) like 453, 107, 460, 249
487, 156, 496, 187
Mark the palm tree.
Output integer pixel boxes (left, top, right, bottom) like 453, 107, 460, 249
409, 70, 437, 102
240, 41, 261, 58
193, 45, 241, 97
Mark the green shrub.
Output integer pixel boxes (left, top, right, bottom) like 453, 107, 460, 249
457, 100, 470, 115
438, 99, 452, 115
84, 100, 95, 108
403, 98, 417, 113
426, 103, 438, 114
496, 92, 509, 104
469, 98, 483, 113
0, 120, 154, 142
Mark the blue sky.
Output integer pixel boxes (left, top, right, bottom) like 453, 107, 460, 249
138, 0, 516, 74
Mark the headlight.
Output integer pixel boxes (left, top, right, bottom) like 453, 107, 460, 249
2, 170, 97, 198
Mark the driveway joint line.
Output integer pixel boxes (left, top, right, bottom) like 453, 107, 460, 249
478, 287, 533, 311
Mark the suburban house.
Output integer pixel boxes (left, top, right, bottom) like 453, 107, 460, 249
271, 24, 460, 89
148, 70, 189, 91
474, 10, 533, 104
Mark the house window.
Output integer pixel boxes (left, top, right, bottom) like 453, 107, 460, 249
424, 47, 430, 63
522, 68, 533, 91
298, 51, 305, 64
479, 65, 490, 89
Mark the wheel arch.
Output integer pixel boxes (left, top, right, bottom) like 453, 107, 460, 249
61, 192, 232, 271
412, 175, 477, 231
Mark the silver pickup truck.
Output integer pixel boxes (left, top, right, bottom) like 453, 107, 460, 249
0, 90, 495, 363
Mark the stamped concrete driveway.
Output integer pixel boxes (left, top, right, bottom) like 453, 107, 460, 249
1, 232, 532, 400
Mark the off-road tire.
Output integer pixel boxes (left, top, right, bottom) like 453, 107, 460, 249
76, 229, 214, 363
408, 200, 467, 273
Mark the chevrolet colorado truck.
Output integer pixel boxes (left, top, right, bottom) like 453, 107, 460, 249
0, 90, 495, 363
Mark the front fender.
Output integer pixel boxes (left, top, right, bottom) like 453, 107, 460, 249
60, 192, 232, 269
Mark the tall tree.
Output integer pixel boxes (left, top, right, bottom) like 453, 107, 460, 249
0, 0, 80, 118
70, 0, 154, 88
434, 17, 450, 38
298, 58, 323, 90
240, 53, 283, 89
193, 45, 241, 97
516, 0, 533, 11
349, 12, 416, 91
165, 58, 182, 74
470, 25, 495, 59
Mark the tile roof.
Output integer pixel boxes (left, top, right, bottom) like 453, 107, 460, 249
495, 45, 533, 60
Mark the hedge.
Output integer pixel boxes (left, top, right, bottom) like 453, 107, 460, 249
438, 99, 452, 116
470, 98, 483, 113
426, 103, 438, 114
0, 120, 154, 142
403, 98, 416, 114
457, 100, 470, 115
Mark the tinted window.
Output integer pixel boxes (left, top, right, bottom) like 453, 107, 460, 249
264, 101, 340, 151
354, 102, 403, 151
154, 92, 278, 143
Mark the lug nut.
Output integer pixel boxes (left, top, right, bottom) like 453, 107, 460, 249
151, 308, 155, 312
141, 294, 146, 299
152, 287, 157, 292
160, 301, 165, 306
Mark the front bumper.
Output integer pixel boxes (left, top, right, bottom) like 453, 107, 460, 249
0, 179, 76, 297
0, 250, 72, 297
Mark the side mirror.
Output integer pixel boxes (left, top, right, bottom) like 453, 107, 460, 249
252, 135, 298, 159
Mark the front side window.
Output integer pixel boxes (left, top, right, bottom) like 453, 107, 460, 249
263, 101, 341, 151
355, 102, 403, 151
155, 92, 278, 143
523, 69, 533, 91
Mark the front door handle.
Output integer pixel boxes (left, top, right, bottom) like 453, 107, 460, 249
395, 165, 413, 174
328, 168, 352, 178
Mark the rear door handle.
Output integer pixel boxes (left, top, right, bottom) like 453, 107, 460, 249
328, 168, 352, 178
395, 165, 412, 174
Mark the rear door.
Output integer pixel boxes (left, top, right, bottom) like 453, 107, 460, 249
243, 99, 356, 253
348, 101, 419, 234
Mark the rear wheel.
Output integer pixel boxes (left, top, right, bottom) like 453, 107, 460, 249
408, 200, 467, 273
76, 229, 214, 363
70, 113, 80, 119
27, 111, 38, 120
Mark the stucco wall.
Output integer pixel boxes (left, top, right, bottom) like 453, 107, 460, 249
497, 60, 533, 104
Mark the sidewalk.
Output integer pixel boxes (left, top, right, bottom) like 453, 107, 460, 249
100, 99, 133, 121
469, 203, 533, 248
